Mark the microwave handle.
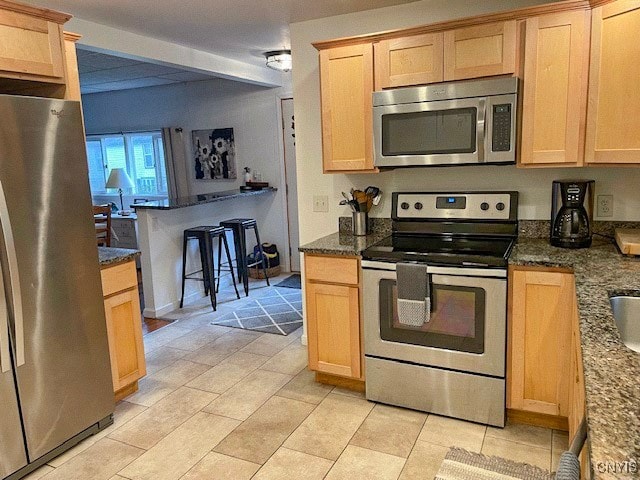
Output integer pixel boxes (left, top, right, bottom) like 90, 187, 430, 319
477, 99, 486, 163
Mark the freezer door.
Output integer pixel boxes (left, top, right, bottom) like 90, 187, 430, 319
0, 265, 28, 478
0, 95, 114, 461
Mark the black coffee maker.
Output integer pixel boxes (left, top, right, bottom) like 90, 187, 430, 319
550, 180, 595, 248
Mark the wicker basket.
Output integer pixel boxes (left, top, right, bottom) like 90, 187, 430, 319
248, 265, 281, 279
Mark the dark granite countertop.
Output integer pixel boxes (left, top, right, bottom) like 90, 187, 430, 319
512, 237, 640, 479
298, 230, 390, 256
132, 188, 277, 210
98, 247, 140, 267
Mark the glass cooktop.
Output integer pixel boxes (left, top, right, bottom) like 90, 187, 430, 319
362, 234, 514, 268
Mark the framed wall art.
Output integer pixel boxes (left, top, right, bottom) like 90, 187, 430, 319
192, 128, 237, 180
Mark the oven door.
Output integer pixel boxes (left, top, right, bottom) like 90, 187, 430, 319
362, 261, 506, 377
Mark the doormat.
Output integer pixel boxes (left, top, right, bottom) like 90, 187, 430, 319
275, 274, 301, 289
436, 448, 553, 480
211, 287, 302, 335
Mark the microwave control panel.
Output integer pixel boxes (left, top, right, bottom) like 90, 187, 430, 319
492, 104, 512, 152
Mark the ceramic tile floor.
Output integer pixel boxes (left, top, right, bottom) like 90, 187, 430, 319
25, 276, 568, 480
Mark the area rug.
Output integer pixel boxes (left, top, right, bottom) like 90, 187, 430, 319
210, 287, 302, 335
436, 448, 553, 480
275, 274, 301, 289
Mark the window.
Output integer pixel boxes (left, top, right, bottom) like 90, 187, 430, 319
85, 131, 168, 196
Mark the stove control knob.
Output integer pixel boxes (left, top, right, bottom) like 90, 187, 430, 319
496, 202, 505, 211
480, 202, 490, 211
414, 202, 423, 210
400, 202, 410, 210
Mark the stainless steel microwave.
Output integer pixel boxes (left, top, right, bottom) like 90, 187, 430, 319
373, 76, 519, 168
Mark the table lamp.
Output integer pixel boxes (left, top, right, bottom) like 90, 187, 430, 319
105, 168, 134, 215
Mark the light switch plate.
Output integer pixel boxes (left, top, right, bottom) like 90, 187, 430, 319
597, 194, 613, 217
313, 195, 329, 212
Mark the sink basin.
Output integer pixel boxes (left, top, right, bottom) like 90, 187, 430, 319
610, 296, 640, 353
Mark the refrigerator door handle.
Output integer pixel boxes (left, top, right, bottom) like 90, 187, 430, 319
0, 180, 24, 367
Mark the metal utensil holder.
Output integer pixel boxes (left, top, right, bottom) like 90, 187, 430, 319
353, 212, 369, 236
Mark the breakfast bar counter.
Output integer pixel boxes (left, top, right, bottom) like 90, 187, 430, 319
133, 188, 277, 210
133, 187, 280, 318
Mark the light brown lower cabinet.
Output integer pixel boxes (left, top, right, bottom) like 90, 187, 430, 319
100, 260, 146, 401
508, 266, 590, 474
509, 267, 574, 417
305, 254, 363, 382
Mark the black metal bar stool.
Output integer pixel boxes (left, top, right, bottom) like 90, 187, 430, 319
180, 225, 239, 310
218, 218, 270, 296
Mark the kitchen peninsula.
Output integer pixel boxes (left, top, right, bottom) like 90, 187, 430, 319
134, 188, 277, 318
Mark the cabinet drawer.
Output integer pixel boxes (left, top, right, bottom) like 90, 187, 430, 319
305, 255, 359, 285
101, 260, 138, 297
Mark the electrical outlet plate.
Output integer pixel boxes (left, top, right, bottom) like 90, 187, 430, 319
313, 195, 329, 212
597, 194, 613, 218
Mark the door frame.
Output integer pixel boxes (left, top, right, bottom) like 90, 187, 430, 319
275, 93, 300, 272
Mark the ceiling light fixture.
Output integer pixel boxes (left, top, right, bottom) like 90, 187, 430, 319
264, 50, 292, 72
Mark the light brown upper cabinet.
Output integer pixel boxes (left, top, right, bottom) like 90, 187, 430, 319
0, 5, 67, 83
520, 11, 590, 167
319, 43, 376, 173
374, 33, 444, 90
585, 0, 640, 164
444, 21, 517, 81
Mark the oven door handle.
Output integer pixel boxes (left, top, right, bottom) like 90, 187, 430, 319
361, 260, 507, 278
477, 99, 486, 163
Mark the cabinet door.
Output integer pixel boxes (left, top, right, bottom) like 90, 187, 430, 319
306, 282, 361, 379
520, 11, 590, 167
0, 9, 65, 82
585, 0, 640, 164
374, 33, 444, 89
509, 269, 573, 417
103, 288, 146, 392
444, 21, 517, 81
319, 43, 375, 172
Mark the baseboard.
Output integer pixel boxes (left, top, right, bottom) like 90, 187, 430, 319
507, 409, 569, 431
143, 291, 200, 318
315, 372, 365, 392
114, 382, 138, 402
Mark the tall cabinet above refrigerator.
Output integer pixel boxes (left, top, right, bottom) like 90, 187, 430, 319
0, 95, 114, 480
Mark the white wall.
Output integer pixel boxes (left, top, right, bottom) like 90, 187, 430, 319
82, 77, 293, 267
290, 0, 640, 245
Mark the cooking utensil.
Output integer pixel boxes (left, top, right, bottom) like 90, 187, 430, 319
365, 186, 380, 197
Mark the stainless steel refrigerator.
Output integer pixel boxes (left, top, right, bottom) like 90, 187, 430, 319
0, 95, 114, 480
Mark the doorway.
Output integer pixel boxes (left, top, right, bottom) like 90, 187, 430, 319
280, 97, 300, 272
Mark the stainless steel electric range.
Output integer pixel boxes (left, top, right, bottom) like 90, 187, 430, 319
361, 191, 518, 427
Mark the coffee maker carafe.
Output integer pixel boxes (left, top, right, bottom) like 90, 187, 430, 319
550, 180, 595, 248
